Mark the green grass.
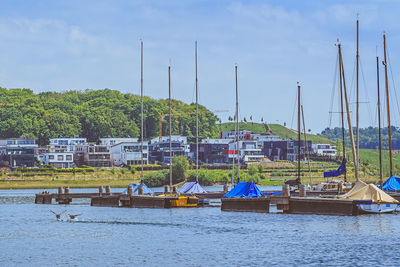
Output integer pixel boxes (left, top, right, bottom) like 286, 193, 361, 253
220, 122, 267, 134
267, 124, 334, 144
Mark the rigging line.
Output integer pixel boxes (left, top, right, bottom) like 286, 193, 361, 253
329, 52, 339, 128
359, 58, 374, 126
386, 46, 400, 126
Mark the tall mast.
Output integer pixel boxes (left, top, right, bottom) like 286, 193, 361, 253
339, 44, 359, 181
383, 33, 393, 176
140, 40, 144, 179
338, 43, 346, 182
235, 65, 240, 180
301, 105, 311, 183
297, 84, 301, 181
195, 41, 199, 183
377, 54, 383, 188
356, 17, 360, 180
168, 65, 172, 188
231, 113, 236, 185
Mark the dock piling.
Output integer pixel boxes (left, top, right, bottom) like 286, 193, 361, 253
105, 185, 111, 195
164, 185, 169, 193
283, 184, 290, 197
128, 185, 133, 195
223, 184, 228, 193
58, 187, 63, 195
138, 185, 143, 195
99, 186, 103, 195
299, 185, 306, 197
64, 186, 70, 194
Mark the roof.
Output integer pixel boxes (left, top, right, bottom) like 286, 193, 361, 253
223, 182, 262, 198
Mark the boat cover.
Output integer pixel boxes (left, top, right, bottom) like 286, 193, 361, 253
180, 181, 206, 193
341, 183, 398, 203
324, 160, 346, 178
338, 180, 367, 199
382, 176, 400, 191
123, 182, 153, 195
223, 182, 262, 198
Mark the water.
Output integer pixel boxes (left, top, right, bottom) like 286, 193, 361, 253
1, 187, 400, 266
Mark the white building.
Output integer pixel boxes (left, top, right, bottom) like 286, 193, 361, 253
312, 144, 337, 157
42, 152, 74, 168
228, 140, 264, 164
110, 142, 148, 166
49, 138, 88, 152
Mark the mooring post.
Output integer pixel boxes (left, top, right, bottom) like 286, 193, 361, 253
299, 184, 306, 197
338, 182, 343, 194
105, 185, 111, 195
223, 184, 228, 193
138, 184, 143, 195
164, 185, 169, 194
171, 186, 176, 194
99, 185, 103, 195
64, 186, 70, 194
128, 185, 133, 195
58, 187, 63, 195
283, 184, 290, 197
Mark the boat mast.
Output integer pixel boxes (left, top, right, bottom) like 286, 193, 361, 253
383, 32, 393, 177
301, 105, 311, 183
338, 42, 346, 182
377, 53, 383, 188
195, 41, 199, 183
356, 17, 360, 180
235, 65, 240, 180
140, 40, 144, 180
297, 84, 301, 181
339, 43, 359, 181
169, 65, 173, 188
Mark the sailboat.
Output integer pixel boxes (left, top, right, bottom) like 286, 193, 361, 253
159, 63, 199, 208
221, 65, 269, 212
337, 29, 398, 213
180, 41, 206, 194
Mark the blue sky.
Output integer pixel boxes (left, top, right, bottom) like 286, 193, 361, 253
1, 0, 400, 133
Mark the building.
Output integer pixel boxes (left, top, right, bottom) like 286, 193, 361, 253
74, 145, 113, 167
263, 140, 312, 161
312, 144, 337, 157
41, 151, 74, 168
0, 137, 38, 168
110, 141, 148, 166
228, 140, 264, 164
49, 138, 88, 152
149, 136, 189, 164
190, 138, 230, 164
221, 130, 252, 140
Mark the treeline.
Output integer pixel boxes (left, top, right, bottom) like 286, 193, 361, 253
0, 87, 220, 145
318, 126, 400, 150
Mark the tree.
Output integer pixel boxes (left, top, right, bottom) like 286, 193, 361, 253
243, 117, 247, 122
172, 156, 189, 184
261, 117, 264, 122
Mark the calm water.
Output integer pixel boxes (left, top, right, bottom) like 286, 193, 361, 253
1, 187, 400, 267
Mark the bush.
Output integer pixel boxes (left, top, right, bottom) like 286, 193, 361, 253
172, 156, 189, 184
144, 170, 169, 187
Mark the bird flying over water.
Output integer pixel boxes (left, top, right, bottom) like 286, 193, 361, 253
68, 214, 82, 220
50, 210, 66, 220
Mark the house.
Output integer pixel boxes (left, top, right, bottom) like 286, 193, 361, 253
100, 138, 139, 146
312, 144, 337, 157
228, 140, 264, 164
0, 137, 38, 168
263, 140, 312, 161
74, 145, 113, 167
190, 138, 230, 164
149, 136, 189, 164
110, 141, 149, 166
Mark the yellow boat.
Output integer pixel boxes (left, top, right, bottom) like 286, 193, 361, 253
160, 194, 199, 208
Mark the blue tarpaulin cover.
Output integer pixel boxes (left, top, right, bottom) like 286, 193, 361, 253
382, 176, 400, 191
324, 160, 346, 178
223, 182, 262, 198
123, 182, 153, 195
180, 181, 206, 193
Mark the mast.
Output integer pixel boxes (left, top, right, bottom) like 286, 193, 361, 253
339, 43, 359, 181
383, 33, 393, 176
301, 105, 311, 183
140, 40, 144, 180
231, 117, 236, 185
356, 17, 360, 180
168, 65, 172, 188
377, 54, 383, 188
235, 65, 240, 180
338, 43, 346, 182
297, 84, 301, 181
195, 41, 199, 183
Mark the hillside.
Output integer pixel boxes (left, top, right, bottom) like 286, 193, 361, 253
220, 122, 333, 144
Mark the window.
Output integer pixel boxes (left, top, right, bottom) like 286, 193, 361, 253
66, 155, 72, 161
49, 155, 54, 160
58, 155, 64, 161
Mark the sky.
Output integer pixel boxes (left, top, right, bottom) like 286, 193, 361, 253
1, 0, 400, 133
